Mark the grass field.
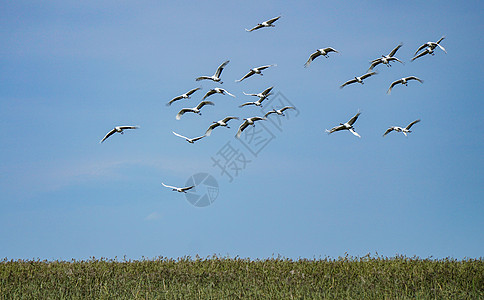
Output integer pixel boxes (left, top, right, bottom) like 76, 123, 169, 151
1, 255, 482, 299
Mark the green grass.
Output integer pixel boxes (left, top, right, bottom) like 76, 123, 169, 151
1, 255, 482, 299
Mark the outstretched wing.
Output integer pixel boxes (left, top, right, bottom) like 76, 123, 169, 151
436, 36, 445, 45
222, 116, 239, 123
236, 70, 255, 82
280, 106, 295, 112
414, 43, 428, 55
388, 43, 403, 57
202, 89, 217, 100
264, 110, 276, 117
167, 95, 184, 106
176, 109, 192, 120
245, 24, 264, 32
368, 59, 381, 71
411, 50, 429, 61
388, 57, 404, 65
215, 60, 230, 78
119, 126, 139, 130
205, 123, 219, 136
340, 78, 357, 88
236, 120, 250, 138
347, 112, 361, 126
251, 116, 267, 122
239, 102, 255, 108
383, 127, 395, 137
405, 119, 421, 130
387, 80, 401, 94
324, 47, 339, 53
186, 87, 202, 96
180, 185, 195, 192
348, 128, 361, 138
162, 183, 178, 190
325, 124, 345, 134
172, 131, 189, 140
197, 101, 215, 110
266, 16, 281, 25
262, 86, 274, 95
304, 51, 321, 67
100, 128, 116, 143
195, 76, 211, 81
191, 135, 206, 142
407, 76, 423, 83
222, 89, 236, 97
360, 72, 377, 79
256, 64, 275, 71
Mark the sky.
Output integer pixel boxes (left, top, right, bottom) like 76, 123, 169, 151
1, 1, 483, 260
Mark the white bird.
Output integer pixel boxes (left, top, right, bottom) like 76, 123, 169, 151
245, 16, 281, 32
195, 60, 229, 83
304, 47, 339, 67
264, 106, 295, 117
235, 65, 276, 82
326, 111, 361, 138
243, 86, 274, 99
172, 131, 206, 143
239, 95, 270, 108
236, 117, 267, 138
340, 72, 377, 88
383, 119, 421, 137
387, 76, 423, 94
368, 44, 404, 71
205, 116, 239, 136
166, 87, 201, 106
202, 88, 236, 100
162, 182, 195, 193
176, 100, 214, 120
414, 36, 446, 56
100, 125, 139, 143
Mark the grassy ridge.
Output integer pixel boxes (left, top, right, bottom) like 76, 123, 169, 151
1, 255, 482, 299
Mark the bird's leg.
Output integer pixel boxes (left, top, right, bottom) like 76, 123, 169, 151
121, 131, 124, 134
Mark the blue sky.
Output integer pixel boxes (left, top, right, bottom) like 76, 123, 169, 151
1, 1, 483, 260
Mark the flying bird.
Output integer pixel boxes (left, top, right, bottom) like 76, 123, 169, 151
176, 100, 214, 120
162, 182, 195, 193
205, 116, 239, 136
414, 36, 446, 56
340, 72, 377, 88
383, 119, 421, 137
387, 76, 423, 94
304, 47, 339, 67
172, 131, 206, 143
326, 111, 361, 138
245, 16, 281, 32
236, 117, 267, 138
236, 65, 276, 82
243, 86, 274, 99
202, 88, 236, 100
166, 87, 201, 106
264, 106, 295, 117
100, 125, 139, 143
195, 60, 230, 83
368, 43, 404, 71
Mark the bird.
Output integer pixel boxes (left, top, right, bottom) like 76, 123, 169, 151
383, 119, 421, 137
235, 65, 276, 82
264, 106, 295, 117
176, 100, 214, 120
236, 117, 267, 138
239, 96, 269, 108
172, 131, 206, 143
340, 72, 377, 88
326, 111, 361, 138
100, 126, 139, 143
414, 36, 446, 56
387, 76, 423, 94
195, 60, 230, 83
162, 182, 195, 193
243, 86, 274, 99
205, 116, 239, 136
202, 88, 236, 100
166, 87, 201, 106
304, 47, 339, 67
368, 43, 404, 71
245, 16, 281, 32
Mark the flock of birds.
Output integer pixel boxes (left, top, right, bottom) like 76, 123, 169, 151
98, 15, 446, 192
